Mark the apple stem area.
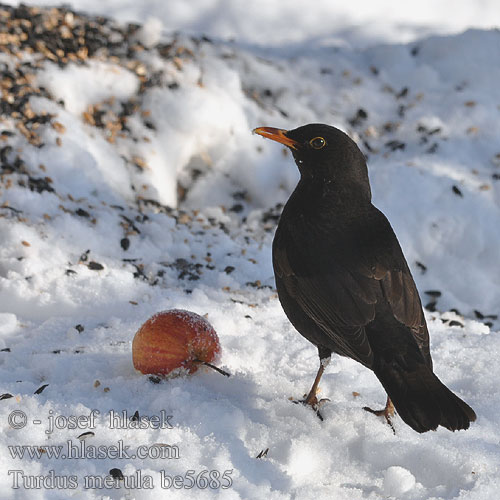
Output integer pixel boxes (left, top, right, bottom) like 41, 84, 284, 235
194, 360, 231, 377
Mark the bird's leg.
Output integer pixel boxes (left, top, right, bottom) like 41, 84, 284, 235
303, 364, 324, 406
301, 351, 331, 408
291, 350, 331, 419
363, 396, 395, 431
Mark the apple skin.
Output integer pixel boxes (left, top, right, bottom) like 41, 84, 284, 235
132, 309, 221, 376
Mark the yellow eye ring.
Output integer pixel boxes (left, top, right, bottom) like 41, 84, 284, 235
309, 137, 326, 149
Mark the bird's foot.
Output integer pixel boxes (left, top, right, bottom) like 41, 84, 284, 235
363, 398, 396, 433
290, 393, 330, 421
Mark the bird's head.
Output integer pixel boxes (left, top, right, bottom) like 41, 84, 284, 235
253, 123, 371, 200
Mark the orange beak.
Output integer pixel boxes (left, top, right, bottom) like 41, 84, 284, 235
253, 127, 299, 150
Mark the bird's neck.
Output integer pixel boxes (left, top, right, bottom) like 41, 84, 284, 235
292, 176, 372, 215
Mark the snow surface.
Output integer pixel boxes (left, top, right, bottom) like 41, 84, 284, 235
4, 0, 500, 49
1, 1, 500, 499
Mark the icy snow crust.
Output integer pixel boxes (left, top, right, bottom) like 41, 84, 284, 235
0, 3, 499, 499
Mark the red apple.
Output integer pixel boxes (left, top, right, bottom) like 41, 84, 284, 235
132, 309, 221, 376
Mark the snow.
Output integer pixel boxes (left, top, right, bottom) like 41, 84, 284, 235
383, 466, 416, 496
0, 1, 500, 499
136, 18, 164, 49
4, 0, 500, 49
36, 62, 140, 116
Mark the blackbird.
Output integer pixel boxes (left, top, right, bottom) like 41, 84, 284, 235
253, 123, 476, 433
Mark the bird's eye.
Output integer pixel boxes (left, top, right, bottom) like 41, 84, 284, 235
309, 137, 326, 149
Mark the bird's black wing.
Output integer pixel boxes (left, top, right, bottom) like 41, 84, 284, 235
273, 206, 430, 368
360, 208, 431, 366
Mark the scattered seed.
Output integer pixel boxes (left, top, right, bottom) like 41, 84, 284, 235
78, 431, 95, 441
229, 203, 244, 213
88, 261, 104, 270
426, 143, 439, 154
26, 176, 54, 194
132, 156, 147, 170
396, 87, 408, 99
425, 301, 437, 312
120, 237, 130, 250
109, 468, 124, 480
385, 140, 405, 152
34, 384, 49, 395
348, 108, 368, 127
246, 280, 261, 288
79, 250, 90, 262
75, 208, 90, 217
52, 121, 66, 134
452, 185, 463, 197
0, 393, 14, 400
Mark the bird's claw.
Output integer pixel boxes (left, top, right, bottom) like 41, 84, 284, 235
290, 395, 330, 421
363, 404, 396, 434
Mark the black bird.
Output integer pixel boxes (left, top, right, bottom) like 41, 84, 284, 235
253, 123, 476, 433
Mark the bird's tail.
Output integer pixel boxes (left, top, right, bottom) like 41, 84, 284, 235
373, 358, 476, 433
